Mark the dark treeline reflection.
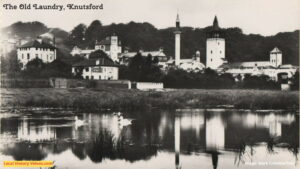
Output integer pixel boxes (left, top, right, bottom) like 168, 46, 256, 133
0, 109, 299, 166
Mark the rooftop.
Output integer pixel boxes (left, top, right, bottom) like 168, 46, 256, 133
19, 39, 56, 49
73, 58, 118, 67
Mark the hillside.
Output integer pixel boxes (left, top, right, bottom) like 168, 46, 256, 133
2, 21, 299, 65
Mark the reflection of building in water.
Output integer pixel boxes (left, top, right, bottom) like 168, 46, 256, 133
180, 111, 204, 139
17, 119, 56, 142
241, 113, 295, 137
205, 113, 225, 150
175, 115, 181, 169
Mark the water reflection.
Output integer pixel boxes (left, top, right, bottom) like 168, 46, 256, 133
0, 109, 298, 169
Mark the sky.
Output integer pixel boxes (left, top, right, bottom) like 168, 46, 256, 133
0, 0, 300, 36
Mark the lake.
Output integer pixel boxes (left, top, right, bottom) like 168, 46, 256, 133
0, 108, 299, 169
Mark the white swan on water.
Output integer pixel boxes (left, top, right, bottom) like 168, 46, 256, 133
114, 112, 133, 127
74, 116, 84, 128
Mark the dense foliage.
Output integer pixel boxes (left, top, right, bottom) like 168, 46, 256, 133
2, 21, 299, 65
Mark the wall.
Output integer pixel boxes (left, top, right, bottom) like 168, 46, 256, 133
17, 47, 56, 68
78, 66, 119, 80
206, 38, 225, 69
134, 82, 164, 90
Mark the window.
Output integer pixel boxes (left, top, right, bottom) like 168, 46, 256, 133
211, 59, 213, 62
22, 54, 24, 59
27, 53, 30, 59
85, 67, 89, 72
86, 76, 89, 79
91, 76, 94, 80
50, 56, 52, 60
211, 50, 213, 54
220, 51, 222, 54
99, 75, 101, 79
36, 54, 38, 58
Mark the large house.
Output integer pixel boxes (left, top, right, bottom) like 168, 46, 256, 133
70, 35, 122, 62
72, 57, 119, 80
17, 37, 56, 69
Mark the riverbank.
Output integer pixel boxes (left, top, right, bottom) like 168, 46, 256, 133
0, 88, 299, 111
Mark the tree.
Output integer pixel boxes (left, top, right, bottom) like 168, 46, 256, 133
22, 58, 46, 78
89, 50, 110, 59
68, 24, 87, 47
291, 71, 299, 90
40, 59, 72, 78
0, 50, 22, 77
85, 20, 103, 47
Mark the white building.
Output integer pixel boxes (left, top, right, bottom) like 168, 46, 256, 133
72, 57, 119, 80
270, 47, 282, 67
220, 47, 297, 81
206, 16, 226, 69
17, 37, 56, 69
70, 35, 122, 62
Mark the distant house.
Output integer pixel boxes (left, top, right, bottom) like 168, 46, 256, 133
72, 57, 119, 80
119, 48, 168, 67
70, 35, 122, 62
17, 37, 56, 69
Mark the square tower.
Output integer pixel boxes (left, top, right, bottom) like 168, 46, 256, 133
270, 47, 282, 67
206, 16, 226, 69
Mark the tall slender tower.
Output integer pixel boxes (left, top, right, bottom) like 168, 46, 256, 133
206, 16, 225, 69
174, 14, 181, 66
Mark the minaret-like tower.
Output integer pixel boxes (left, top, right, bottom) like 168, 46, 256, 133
174, 14, 181, 66
206, 16, 225, 69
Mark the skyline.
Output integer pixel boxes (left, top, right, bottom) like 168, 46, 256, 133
0, 0, 300, 36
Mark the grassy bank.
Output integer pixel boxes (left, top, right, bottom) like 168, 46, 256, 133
0, 88, 299, 111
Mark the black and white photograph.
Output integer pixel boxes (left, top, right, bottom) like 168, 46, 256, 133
0, 0, 299, 168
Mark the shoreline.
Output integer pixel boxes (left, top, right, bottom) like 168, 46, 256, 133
0, 88, 299, 111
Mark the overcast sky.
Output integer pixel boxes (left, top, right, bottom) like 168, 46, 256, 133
0, 0, 299, 36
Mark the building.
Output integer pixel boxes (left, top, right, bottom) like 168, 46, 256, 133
119, 48, 168, 67
17, 37, 56, 69
270, 47, 282, 67
70, 35, 122, 62
220, 47, 296, 81
72, 57, 119, 80
95, 35, 122, 62
206, 16, 226, 69
174, 14, 181, 66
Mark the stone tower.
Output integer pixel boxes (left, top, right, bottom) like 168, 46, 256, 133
174, 14, 181, 66
206, 16, 225, 69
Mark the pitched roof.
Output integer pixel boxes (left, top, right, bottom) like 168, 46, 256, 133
213, 16, 220, 31
95, 36, 121, 46
72, 58, 118, 67
121, 51, 166, 58
96, 37, 111, 45
270, 47, 282, 53
19, 40, 56, 49
220, 61, 272, 69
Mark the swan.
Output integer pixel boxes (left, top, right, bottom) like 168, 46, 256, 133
118, 116, 132, 126
74, 116, 84, 127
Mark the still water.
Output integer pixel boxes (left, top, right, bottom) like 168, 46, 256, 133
0, 108, 299, 169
